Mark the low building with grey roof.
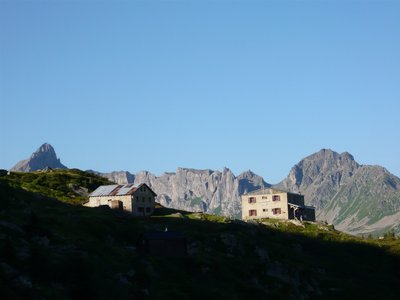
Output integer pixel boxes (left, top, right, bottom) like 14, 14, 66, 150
85, 183, 157, 216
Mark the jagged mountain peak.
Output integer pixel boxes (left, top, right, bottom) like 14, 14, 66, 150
176, 167, 214, 176
237, 169, 271, 195
30, 143, 57, 160
281, 149, 360, 190
37, 142, 54, 151
11, 143, 67, 172
276, 149, 400, 235
237, 169, 257, 178
303, 148, 356, 164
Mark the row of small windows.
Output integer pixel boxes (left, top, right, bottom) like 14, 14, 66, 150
248, 195, 280, 203
248, 208, 282, 216
135, 196, 153, 203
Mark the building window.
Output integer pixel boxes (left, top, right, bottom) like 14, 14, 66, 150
263, 209, 268, 212
146, 207, 151, 213
248, 197, 256, 204
142, 197, 145, 202
273, 195, 280, 201
262, 196, 268, 200
138, 207, 144, 212
249, 209, 257, 216
148, 197, 152, 203
143, 186, 146, 192
135, 196, 139, 202
272, 208, 281, 215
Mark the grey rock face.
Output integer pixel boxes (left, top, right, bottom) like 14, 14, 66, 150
319, 166, 400, 234
147, 168, 242, 217
276, 149, 360, 209
275, 149, 400, 235
11, 143, 67, 172
89, 170, 135, 185
238, 170, 271, 195
96, 167, 269, 218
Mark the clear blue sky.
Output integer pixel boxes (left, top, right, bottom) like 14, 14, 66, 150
1, 0, 399, 183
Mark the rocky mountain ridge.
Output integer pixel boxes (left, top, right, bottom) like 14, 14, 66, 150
92, 167, 269, 218
11, 143, 67, 172
88, 170, 135, 185
276, 149, 400, 235
9, 144, 400, 235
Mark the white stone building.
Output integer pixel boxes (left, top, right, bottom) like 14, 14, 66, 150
85, 183, 156, 217
242, 188, 315, 221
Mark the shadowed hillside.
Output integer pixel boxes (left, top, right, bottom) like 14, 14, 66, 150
1, 170, 400, 299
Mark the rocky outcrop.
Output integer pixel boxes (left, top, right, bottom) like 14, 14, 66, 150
318, 166, 400, 235
88, 170, 135, 185
275, 149, 400, 235
238, 170, 270, 195
11, 143, 67, 172
276, 149, 360, 209
145, 168, 242, 217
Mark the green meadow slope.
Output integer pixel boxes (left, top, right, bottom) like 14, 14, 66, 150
0, 169, 111, 205
1, 170, 400, 299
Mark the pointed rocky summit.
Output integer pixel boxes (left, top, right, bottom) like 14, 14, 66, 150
11, 143, 67, 172
275, 148, 400, 235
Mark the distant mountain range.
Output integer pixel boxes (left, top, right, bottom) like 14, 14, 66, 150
9, 143, 400, 236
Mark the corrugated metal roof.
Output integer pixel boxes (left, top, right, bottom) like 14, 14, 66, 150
90, 185, 119, 197
115, 184, 138, 196
90, 184, 142, 197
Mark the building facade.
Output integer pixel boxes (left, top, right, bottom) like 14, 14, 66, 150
85, 183, 156, 217
241, 188, 315, 221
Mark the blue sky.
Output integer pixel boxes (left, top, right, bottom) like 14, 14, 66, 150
1, 0, 399, 183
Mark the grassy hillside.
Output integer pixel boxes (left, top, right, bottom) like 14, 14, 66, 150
1, 171, 400, 299
0, 169, 111, 205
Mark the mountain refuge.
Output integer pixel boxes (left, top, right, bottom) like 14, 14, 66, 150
85, 183, 157, 216
242, 188, 315, 221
